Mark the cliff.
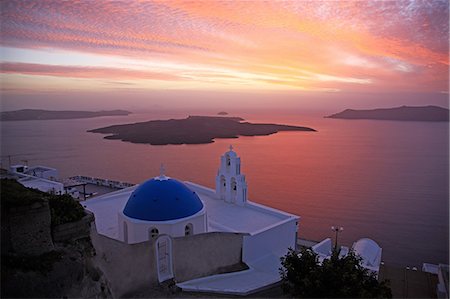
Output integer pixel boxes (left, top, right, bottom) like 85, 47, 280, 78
1, 179, 111, 298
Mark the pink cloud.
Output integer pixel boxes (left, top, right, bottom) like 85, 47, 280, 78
0, 62, 181, 81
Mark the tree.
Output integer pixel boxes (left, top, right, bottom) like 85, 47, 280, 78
280, 247, 392, 298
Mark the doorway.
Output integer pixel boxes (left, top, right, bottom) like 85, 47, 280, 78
155, 235, 174, 282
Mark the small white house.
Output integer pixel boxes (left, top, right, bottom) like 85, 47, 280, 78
311, 237, 382, 277
10, 164, 65, 194
352, 238, 382, 275
84, 147, 300, 295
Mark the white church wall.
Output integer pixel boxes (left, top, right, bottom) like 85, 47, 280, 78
168, 214, 207, 237
242, 218, 298, 265
118, 210, 207, 244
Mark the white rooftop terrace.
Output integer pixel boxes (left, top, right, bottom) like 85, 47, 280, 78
18, 176, 64, 193
24, 165, 55, 174
185, 182, 297, 235
82, 186, 133, 239
83, 178, 297, 241
177, 255, 281, 295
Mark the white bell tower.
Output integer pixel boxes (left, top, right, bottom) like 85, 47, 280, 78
215, 145, 248, 206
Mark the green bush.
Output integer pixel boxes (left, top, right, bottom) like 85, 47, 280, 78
0, 179, 85, 226
47, 194, 85, 226
280, 247, 392, 298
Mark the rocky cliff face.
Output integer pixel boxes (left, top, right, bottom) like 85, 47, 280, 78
2, 237, 111, 298
3, 201, 54, 255
1, 179, 112, 298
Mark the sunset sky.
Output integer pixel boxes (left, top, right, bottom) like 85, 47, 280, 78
1, 1, 448, 111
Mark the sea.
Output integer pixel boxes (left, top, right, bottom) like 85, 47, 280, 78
1, 110, 448, 268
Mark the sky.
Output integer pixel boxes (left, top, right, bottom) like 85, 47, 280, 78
0, 0, 449, 111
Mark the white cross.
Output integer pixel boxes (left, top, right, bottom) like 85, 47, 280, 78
160, 163, 165, 177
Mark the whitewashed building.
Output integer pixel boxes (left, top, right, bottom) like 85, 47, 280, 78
311, 237, 383, 277
9, 164, 64, 194
352, 238, 383, 275
84, 147, 300, 296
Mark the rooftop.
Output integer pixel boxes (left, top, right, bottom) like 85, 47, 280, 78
82, 187, 132, 239
24, 166, 55, 175
17, 176, 63, 193
83, 179, 298, 241
185, 182, 296, 235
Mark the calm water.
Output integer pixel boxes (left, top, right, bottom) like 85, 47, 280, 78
1, 111, 448, 267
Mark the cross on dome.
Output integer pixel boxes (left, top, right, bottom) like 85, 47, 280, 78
155, 163, 170, 181
229, 144, 233, 151
160, 164, 165, 177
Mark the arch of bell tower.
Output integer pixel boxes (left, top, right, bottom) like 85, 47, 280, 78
215, 145, 248, 206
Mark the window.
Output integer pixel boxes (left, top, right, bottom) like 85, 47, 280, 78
150, 227, 159, 239
185, 223, 193, 236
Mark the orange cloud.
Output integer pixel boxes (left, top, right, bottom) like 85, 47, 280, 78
0, 1, 448, 93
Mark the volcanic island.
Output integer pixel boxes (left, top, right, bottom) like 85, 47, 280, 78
88, 115, 316, 145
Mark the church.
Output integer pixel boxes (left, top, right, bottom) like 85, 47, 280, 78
84, 147, 299, 296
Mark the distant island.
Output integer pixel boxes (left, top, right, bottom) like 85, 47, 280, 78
0, 109, 131, 121
88, 115, 316, 145
217, 111, 229, 115
325, 105, 449, 122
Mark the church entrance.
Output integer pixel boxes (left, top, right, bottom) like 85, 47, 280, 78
156, 235, 174, 282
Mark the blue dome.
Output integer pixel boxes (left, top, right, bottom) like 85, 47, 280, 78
123, 177, 203, 221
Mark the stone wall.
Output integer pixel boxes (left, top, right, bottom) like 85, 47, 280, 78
52, 212, 94, 243
89, 224, 159, 298
173, 232, 244, 282
5, 201, 54, 255
90, 223, 245, 298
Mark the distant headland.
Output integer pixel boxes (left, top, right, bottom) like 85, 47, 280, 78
217, 111, 229, 115
88, 115, 316, 145
0, 109, 131, 121
325, 105, 449, 122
